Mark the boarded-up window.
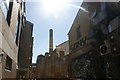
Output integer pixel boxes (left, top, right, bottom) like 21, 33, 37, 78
5, 56, 12, 70
76, 26, 81, 39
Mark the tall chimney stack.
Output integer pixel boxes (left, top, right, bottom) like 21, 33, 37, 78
49, 29, 53, 53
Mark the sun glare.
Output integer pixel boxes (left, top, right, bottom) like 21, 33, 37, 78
42, 0, 66, 13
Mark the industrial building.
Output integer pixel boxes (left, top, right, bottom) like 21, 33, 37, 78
17, 20, 34, 79
36, 29, 69, 79
36, 52, 69, 79
68, 2, 120, 79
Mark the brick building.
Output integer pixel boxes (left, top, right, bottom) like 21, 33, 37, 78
68, 2, 120, 79
36, 51, 69, 79
17, 20, 34, 79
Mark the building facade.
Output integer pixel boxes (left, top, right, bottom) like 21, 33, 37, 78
68, 2, 120, 79
29, 63, 37, 79
17, 20, 34, 79
0, 0, 25, 79
36, 51, 69, 79
36, 54, 45, 78
56, 40, 69, 57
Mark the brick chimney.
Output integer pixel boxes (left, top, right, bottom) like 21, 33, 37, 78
49, 29, 53, 53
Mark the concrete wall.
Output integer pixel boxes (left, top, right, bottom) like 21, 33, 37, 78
0, 1, 23, 79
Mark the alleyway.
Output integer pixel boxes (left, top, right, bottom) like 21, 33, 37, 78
0, 0, 120, 80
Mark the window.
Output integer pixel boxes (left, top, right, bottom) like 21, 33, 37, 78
15, 10, 20, 45
91, 10, 97, 18
6, 1, 13, 26
70, 45, 74, 52
20, 2, 22, 8
108, 24, 112, 33
5, 56, 12, 70
0, 53, 3, 63
76, 26, 81, 39
59, 51, 65, 56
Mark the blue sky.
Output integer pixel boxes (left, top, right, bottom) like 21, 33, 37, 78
26, 1, 81, 63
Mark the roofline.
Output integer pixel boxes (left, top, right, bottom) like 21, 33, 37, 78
56, 40, 69, 47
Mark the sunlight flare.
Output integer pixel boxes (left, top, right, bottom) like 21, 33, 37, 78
42, 0, 66, 13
